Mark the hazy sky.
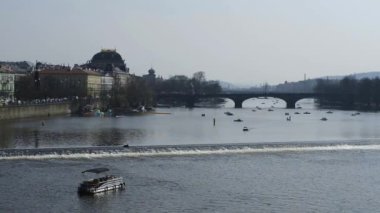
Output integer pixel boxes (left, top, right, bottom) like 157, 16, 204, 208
1, 0, 380, 85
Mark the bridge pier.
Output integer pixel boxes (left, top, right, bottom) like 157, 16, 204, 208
234, 101, 243, 108
286, 99, 297, 109
231, 98, 244, 108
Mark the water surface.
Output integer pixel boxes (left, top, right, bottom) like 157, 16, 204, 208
1, 99, 380, 212
0, 98, 379, 149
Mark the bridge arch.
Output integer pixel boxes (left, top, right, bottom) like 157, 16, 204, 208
294, 97, 317, 109
222, 95, 292, 109
218, 97, 237, 108
156, 93, 321, 109
227, 95, 318, 109
242, 97, 286, 108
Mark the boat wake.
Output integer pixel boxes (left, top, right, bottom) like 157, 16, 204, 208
2, 140, 380, 160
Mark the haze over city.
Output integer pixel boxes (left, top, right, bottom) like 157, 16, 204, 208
1, 0, 380, 85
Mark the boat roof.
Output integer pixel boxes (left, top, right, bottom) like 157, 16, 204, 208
82, 168, 109, 174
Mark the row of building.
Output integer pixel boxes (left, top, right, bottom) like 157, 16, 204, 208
0, 49, 156, 103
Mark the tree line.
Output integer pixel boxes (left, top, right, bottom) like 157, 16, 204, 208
314, 77, 380, 109
153, 71, 223, 106
14, 71, 222, 110
108, 78, 154, 110
109, 71, 222, 109
155, 71, 222, 95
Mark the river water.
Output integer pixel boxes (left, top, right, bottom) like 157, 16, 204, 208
1, 98, 380, 212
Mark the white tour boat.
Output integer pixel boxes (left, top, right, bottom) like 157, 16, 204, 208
78, 168, 125, 194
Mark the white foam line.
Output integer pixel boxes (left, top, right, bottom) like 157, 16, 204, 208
1, 144, 380, 160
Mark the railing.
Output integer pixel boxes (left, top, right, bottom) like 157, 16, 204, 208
0, 98, 71, 108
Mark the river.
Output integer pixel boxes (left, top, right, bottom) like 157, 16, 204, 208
1, 98, 380, 212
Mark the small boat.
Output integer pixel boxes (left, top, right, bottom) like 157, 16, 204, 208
78, 168, 125, 195
303, 112, 311, 114
320, 117, 328, 121
243, 127, 249, 131
224, 112, 234, 116
234, 118, 243, 122
326, 111, 333, 114
294, 112, 300, 115
268, 109, 274, 112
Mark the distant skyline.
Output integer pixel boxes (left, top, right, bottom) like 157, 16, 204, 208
2, 0, 380, 85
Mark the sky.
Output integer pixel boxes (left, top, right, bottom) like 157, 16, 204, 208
1, 0, 380, 85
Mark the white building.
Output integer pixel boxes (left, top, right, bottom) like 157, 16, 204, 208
0, 71, 15, 102
101, 74, 114, 92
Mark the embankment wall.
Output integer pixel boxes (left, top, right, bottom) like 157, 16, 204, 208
0, 103, 70, 120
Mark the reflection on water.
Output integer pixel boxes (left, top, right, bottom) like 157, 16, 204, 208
92, 129, 145, 146
33, 130, 39, 148
93, 129, 125, 146
1, 98, 380, 149
2, 127, 147, 148
0, 121, 13, 148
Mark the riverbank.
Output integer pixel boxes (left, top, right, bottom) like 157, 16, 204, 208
316, 101, 380, 112
0, 103, 70, 120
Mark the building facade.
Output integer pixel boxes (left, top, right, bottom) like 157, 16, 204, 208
0, 71, 15, 101
100, 75, 114, 92
0, 62, 29, 103
39, 68, 102, 98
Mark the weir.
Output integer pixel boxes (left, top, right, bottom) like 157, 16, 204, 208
1, 142, 380, 160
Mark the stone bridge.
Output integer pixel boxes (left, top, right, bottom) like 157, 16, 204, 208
156, 92, 324, 109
